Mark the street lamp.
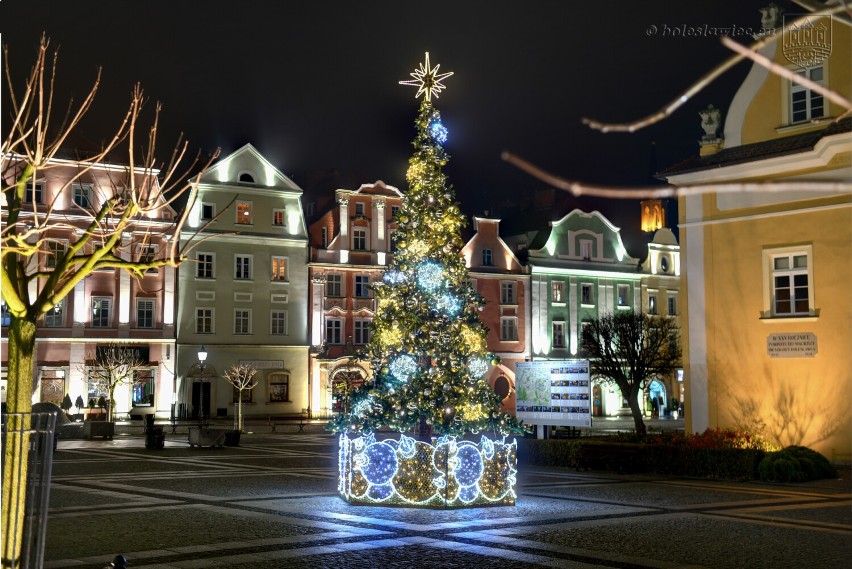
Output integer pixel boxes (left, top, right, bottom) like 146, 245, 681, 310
198, 346, 208, 425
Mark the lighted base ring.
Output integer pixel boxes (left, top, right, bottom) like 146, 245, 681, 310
338, 432, 517, 508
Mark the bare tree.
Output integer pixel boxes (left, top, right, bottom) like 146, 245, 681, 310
223, 364, 258, 431
82, 344, 148, 422
1, 35, 216, 564
581, 311, 681, 436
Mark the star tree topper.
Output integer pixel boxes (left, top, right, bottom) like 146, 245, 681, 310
399, 52, 453, 102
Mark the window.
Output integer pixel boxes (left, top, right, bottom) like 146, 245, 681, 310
501, 317, 518, 341
45, 241, 66, 269
771, 252, 810, 315
581, 283, 594, 305
239, 172, 255, 184
273, 209, 286, 227
271, 257, 287, 282
72, 183, 92, 208
668, 296, 677, 316
196, 308, 214, 334
391, 205, 400, 218
552, 322, 566, 349
791, 66, 825, 123
234, 309, 251, 334
551, 281, 564, 303
236, 201, 252, 224
321, 227, 328, 248
354, 319, 371, 344
136, 299, 155, 328
25, 182, 43, 204
617, 284, 630, 307
1, 301, 10, 327
353, 228, 367, 251
355, 202, 365, 216
196, 253, 214, 279
269, 373, 290, 402
133, 369, 155, 406
235, 255, 252, 280
648, 295, 658, 315
232, 383, 253, 403
501, 281, 516, 305
326, 318, 343, 344
138, 245, 157, 273
201, 203, 215, 221
580, 240, 592, 260
44, 299, 65, 328
326, 274, 342, 297
271, 310, 289, 335
91, 298, 111, 328
39, 369, 66, 406
355, 275, 370, 298
482, 249, 493, 266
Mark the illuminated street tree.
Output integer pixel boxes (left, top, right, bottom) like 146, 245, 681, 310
83, 344, 148, 422
581, 310, 681, 436
223, 364, 258, 431
1, 35, 214, 563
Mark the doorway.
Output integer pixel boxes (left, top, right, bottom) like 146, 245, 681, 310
191, 381, 211, 419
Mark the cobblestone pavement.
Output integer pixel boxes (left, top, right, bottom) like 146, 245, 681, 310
44, 427, 850, 569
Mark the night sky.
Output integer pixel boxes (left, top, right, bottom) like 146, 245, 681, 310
1, 0, 795, 256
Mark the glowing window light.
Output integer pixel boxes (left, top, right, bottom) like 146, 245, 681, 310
416, 261, 445, 293
430, 121, 448, 144
468, 357, 489, 379
340, 433, 517, 507
389, 354, 418, 382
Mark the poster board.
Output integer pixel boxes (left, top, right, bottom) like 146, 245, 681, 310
515, 360, 591, 427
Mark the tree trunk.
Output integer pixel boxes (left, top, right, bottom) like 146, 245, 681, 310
627, 388, 647, 437
2, 315, 37, 566
236, 398, 242, 431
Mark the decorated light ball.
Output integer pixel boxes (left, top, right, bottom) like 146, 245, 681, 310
436, 293, 461, 315
389, 354, 418, 382
430, 121, 448, 144
416, 261, 444, 293
468, 357, 489, 379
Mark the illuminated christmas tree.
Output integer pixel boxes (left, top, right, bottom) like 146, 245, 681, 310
332, 53, 523, 508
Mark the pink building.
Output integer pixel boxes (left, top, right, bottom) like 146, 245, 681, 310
461, 217, 530, 414
1, 157, 177, 417
307, 181, 403, 416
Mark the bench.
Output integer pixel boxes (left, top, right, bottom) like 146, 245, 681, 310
268, 411, 309, 433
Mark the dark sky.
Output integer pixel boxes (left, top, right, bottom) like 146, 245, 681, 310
1, 0, 794, 256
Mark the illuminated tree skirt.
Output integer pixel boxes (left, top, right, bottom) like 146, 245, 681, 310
338, 432, 517, 508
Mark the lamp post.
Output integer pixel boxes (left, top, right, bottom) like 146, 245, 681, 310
198, 345, 208, 426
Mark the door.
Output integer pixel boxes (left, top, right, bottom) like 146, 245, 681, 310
191, 381, 211, 419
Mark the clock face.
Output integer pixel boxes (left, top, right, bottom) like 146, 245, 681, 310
660, 255, 669, 273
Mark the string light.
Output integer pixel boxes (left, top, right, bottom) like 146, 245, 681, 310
389, 354, 418, 382
399, 52, 454, 102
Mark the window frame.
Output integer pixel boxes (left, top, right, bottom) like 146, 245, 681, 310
72, 183, 93, 208
581, 283, 594, 306
272, 209, 286, 227
25, 182, 44, 204
200, 202, 215, 221
482, 248, 493, 267
353, 227, 367, 251
271, 256, 288, 282
136, 298, 155, 329
45, 241, 67, 269
354, 275, 370, 298
235, 254, 253, 280
617, 284, 630, 308
790, 65, 825, 124
234, 308, 252, 335
326, 318, 343, 344
552, 321, 566, 349
355, 202, 365, 216
268, 372, 291, 403
500, 316, 519, 342
551, 280, 564, 304
271, 310, 289, 335
500, 281, 517, 305
196, 252, 215, 279
195, 307, 214, 334
91, 297, 112, 328
353, 318, 372, 345
763, 246, 814, 318
44, 298, 65, 328
667, 296, 677, 316
326, 274, 342, 297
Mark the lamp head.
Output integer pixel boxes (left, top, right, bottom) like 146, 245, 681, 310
198, 345, 208, 363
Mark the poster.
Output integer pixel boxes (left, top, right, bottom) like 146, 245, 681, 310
515, 360, 591, 427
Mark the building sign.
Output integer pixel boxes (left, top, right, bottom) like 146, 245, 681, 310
239, 360, 284, 370
515, 360, 591, 427
767, 333, 818, 358
96, 345, 150, 363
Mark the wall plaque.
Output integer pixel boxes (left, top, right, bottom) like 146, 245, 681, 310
767, 333, 817, 358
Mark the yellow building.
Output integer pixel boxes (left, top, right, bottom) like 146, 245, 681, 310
661, 12, 851, 463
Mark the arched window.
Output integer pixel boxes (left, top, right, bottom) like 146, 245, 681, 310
238, 171, 255, 184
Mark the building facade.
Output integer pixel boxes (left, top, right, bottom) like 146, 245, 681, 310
460, 217, 530, 414
525, 209, 681, 416
176, 144, 310, 420
307, 181, 403, 417
1, 157, 177, 417
661, 13, 851, 461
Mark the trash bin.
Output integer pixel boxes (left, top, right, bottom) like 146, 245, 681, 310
1, 411, 57, 569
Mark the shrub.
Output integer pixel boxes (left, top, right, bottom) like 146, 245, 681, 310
759, 446, 837, 482
61, 394, 73, 412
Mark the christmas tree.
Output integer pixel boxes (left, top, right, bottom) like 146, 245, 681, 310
329, 53, 524, 439
332, 53, 522, 508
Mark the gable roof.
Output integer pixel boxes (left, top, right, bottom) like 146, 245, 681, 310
199, 143, 302, 192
